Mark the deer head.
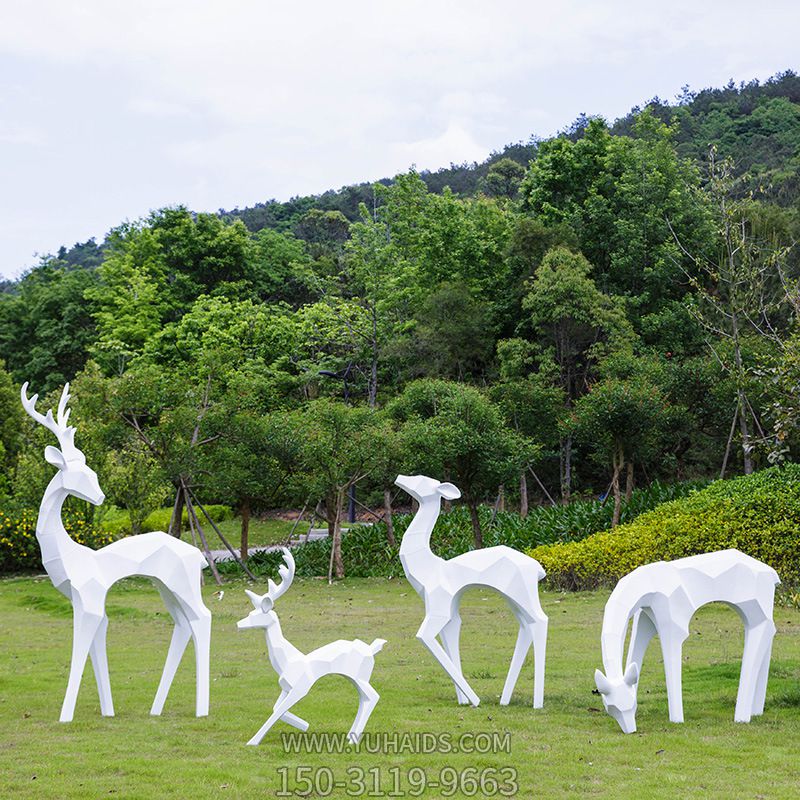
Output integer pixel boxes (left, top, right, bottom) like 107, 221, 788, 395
237, 548, 295, 630
594, 663, 639, 734
21, 382, 105, 506
394, 474, 461, 503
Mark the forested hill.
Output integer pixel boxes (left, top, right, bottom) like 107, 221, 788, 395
217, 69, 800, 235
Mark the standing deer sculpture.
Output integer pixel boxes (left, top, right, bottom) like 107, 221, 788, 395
395, 474, 548, 708
237, 548, 386, 745
21, 382, 211, 722
595, 549, 779, 733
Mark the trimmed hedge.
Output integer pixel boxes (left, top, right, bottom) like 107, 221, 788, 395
529, 465, 800, 590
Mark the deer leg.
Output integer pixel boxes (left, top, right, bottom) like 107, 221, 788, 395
751, 622, 775, 717
150, 620, 191, 716
61, 604, 105, 722
440, 614, 468, 704
150, 588, 193, 716
531, 618, 548, 709
500, 622, 532, 706
348, 681, 380, 744
659, 626, 686, 724
248, 685, 309, 746
88, 614, 114, 716
417, 614, 479, 706
627, 609, 657, 676
274, 690, 309, 731
189, 608, 212, 717
736, 620, 775, 723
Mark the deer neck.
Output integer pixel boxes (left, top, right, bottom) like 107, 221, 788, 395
400, 498, 444, 590
264, 618, 304, 675
35, 473, 82, 582
600, 579, 649, 678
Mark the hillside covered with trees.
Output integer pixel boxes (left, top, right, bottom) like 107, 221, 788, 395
1, 70, 799, 577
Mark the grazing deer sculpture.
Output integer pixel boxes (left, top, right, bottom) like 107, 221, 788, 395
395, 474, 548, 708
237, 548, 386, 745
595, 549, 779, 733
21, 382, 211, 722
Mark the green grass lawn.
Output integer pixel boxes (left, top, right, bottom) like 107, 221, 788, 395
214, 516, 298, 548
1, 576, 800, 799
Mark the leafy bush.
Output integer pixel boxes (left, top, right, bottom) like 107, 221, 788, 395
530, 465, 800, 590
0, 508, 117, 573
238, 479, 703, 579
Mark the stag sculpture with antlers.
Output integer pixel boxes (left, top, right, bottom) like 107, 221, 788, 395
21, 382, 212, 722
238, 548, 386, 745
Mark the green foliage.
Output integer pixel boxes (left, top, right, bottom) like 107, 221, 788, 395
530, 465, 800, 589
243, 479, 704, 578
0, 507, 117, 573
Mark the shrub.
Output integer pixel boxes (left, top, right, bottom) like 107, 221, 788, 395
530, 465, 800, 590
0, 508, 117, 573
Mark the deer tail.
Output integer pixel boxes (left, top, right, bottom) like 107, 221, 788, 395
370, 638, 387, 655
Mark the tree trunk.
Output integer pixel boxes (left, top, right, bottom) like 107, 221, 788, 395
240, 500, 250, 562
519, 471, 528, 518
496, 484, 505, 513
383, 488, 396, 548
332, 488, 345, 579
169, 484, 184, 538
737, 387, 753, 474
625, 461, 634, 502
468, 502, 483, 549
611, 446, 623, 528
559, 435, 572, 504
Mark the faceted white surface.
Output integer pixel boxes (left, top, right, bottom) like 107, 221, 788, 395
238, 548, 386, 745
395, 474, 548, 708
22, 382, 211, 722
595, 549, 780, 733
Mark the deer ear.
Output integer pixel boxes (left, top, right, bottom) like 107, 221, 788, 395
624, 662, 639, 686
44, 446, 66, 469
260, 596, 273, 612
244, 589, 262, 609
595, 669, 612, 694
437, 482, 461, 500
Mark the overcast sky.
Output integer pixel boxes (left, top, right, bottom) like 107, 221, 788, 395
1, 1, 798, 279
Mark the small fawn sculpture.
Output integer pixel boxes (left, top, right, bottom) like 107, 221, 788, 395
22, 382, 212, 722
395, 474, 548, 708
595, 549, 779, 733
237, 548, 386, 745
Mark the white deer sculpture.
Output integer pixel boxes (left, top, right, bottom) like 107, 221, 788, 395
395, 474, 548, 708
21, 382, 212, 722
237, 548, 387, 745
595, 549, 779, 733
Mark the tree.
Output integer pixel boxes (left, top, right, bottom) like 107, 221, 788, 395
522, 246, 633, 501
390, 380, 534, 548
102, 441, 170, 534
570, 376, 674, 526
0, 260, 98, 390
520, 112, 713, 314
292, 400, 386, 579
203, 410, 301, 560
681, 150, 792, 473
483, 157, 525, 199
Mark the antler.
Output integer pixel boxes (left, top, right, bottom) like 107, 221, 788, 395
267, 547, 296, 604
21, 382, 81, 459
